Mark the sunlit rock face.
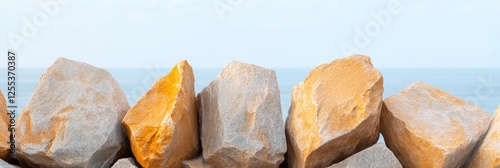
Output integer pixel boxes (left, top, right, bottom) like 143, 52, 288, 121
0, 90, 12, 160
467, 106, 500, 168
16, 58, 130, 168
381, 81, 490, 168
122, 60, 199, 168
286, 55, 384, 168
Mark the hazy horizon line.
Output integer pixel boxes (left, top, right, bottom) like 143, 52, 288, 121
2, 66, 500, 69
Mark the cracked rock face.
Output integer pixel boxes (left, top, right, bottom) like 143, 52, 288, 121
467, 106, 500, 168
1, 90, 11, 160
16, 58, 130, 168
381, 81, 490, 168
197, 61, 287, 168
122, 60, 199, 168
286, 55, 384, 168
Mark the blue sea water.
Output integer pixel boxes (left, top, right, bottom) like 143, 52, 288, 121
2, 68, 500, 122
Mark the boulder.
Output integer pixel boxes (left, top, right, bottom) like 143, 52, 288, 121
327, 143, 402, 168
122, 60, 199, 167
16, 58, 130, 167
197, 61, 287, 167
467, 106, 500, 167
1, 90, 12, 160
182, 156, 211, 168
285, 55, 384, 168
380, 81, 490, 168
111, 158, 140, 168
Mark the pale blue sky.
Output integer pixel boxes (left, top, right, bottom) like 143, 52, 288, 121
0, 0, 499, 68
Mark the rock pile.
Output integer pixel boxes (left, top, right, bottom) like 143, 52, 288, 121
2, 56, 499, 168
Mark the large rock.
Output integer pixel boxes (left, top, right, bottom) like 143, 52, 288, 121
380, 81, 490, 168
111, 158, 140, 168
197, 61, 287, 167
122, 60, 199, 168
1, 90, 12, 160
285, 55, 384, 168
327, 143, 402, 168
16, 58, 130, 167
467, 106, 500, 167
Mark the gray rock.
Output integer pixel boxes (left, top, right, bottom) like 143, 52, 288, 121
16, 58, 130, 168
197, 61, 287, 167
111, 158, 140, 168
182, 156, 212, 168
327, 144, 402, 168
0, 159, 20, 168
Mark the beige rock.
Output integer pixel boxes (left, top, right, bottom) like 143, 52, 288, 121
197, 61, 287, 167
467, 106, 500, 168
1, 90, 12, 160
182, 156, 212, 168
285, 55, 384, 168
327, 143, 402, 168
122, 60, 199, 168
381, 81, 490, 168
111, 158, 140, 168
16, 58, 130, 167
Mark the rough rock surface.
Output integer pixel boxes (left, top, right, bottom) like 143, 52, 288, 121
182, 156, 212, 168
16, 58, 130, 167
467, 106, 500, 168
380, 81, 490, 168
111, 158, 140, 168
285, 55, 384, 168
122, 60, 199, 168
197, 61, 287, 167
0, 159, 19, 168
0, 90, 11, 160
327, 143, 402, 168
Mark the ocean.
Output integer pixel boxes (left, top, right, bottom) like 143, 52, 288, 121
2, 68, 500, 121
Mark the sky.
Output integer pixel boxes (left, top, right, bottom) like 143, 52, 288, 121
0, 0, 499, 68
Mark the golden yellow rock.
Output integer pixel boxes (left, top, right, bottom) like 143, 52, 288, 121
286, 55, 384, 168
122, 60, 199, 168
467, 106, 500, 168
0, 90, 11, 160
381, 82, 490, 168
